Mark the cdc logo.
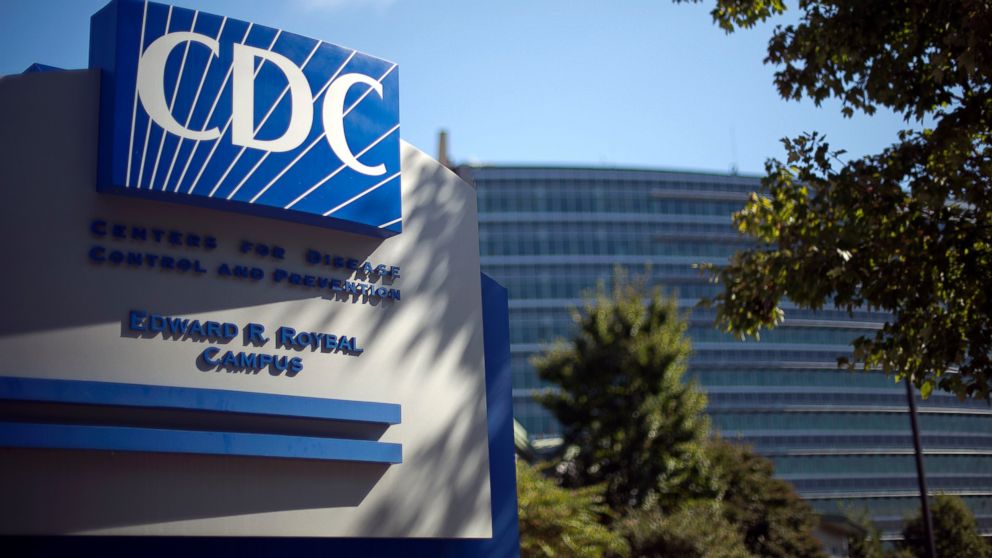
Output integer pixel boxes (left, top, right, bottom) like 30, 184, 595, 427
91, 0, 402, 236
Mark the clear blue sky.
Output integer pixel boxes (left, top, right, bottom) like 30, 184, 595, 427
0, 0, 915, 175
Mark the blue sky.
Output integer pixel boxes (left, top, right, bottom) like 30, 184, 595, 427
0, 0, 916, 175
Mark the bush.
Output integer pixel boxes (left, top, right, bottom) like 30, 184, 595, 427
614, 501, 754, 558
517, 460, 630, 558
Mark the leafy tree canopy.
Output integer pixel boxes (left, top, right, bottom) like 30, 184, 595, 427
682, 0, 992, 399
516, 460, 630, 558
900, 494, 991, 558
535, 277, 714, 511
706, 439, 826, 558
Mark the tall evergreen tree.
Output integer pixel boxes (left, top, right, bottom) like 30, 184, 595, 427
534, 278, 712, 511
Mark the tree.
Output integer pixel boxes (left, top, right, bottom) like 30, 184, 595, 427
534, 278, 714, 511
613, 501, 755, 558
848, 526, 888, 558
706, 439, 826, 558
681, 0, 992, 400
516, 460, 630, 558
846, 509, 888, 558
900, 494, 991, 558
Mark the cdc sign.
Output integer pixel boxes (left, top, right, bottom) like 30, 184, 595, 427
91, 0, 402, 236
0, 0, 519, 551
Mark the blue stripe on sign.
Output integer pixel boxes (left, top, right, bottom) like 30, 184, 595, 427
0, 376, 401, 425
0, 422, 402, 464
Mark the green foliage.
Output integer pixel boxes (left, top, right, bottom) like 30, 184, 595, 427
613, 501, 755, 558
706, 439, 826, 558
516, 460, 630, 558
683, 0, 992, 400
534, 277, 713, 511
531, 277, 826, 557
848, 530, 887, 558
900, 494, 991, 558
846, 509, 888, 558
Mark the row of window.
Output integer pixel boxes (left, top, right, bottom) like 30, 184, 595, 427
691, 348, 856, 363
514, 380, 991, 429
745, 433, 992, 451
484, 265, 892, 324
515, 400, 992, 440
772, 454, 992, 476
791, 475, 992, 492
873, 516, 992, 537
513, 364, 915, 392
509, 306, 664, 322
514, 418, 992, 452
507, 307, 889, 331
690, 327, 870, 346
508, 306, 874, 330
508, 317, 872, 348
809, 495, 992, 519
504, 304, 886, 334
714, 411, 992, 434
477, 193, 744, 216
691, 369, 897, 389
472, 173, 759, 194
504, 304, 887, 330
480, 220, 745, 237
497, 278, 720, 301
708, 390, 988, 410
480, 234, 750, 257
514, 415, 992, 458
515, 346, 854, 363
484, 262, 706, 281
693, 307, 891, 326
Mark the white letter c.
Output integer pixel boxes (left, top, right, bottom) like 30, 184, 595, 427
322, 73, 386, 176
137, 32, 220, 141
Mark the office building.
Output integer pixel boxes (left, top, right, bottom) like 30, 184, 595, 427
461, 163, 992, 538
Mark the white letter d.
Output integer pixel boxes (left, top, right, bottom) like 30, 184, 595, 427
231, 44, 313, 153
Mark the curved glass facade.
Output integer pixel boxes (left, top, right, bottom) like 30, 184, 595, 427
465, 164, 992, 538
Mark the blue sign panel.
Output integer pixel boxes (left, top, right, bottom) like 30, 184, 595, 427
90, 0, 402, 237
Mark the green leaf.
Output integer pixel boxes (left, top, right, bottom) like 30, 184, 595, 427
677, 0, 992, 400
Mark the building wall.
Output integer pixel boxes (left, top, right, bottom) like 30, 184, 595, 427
465, 164, 992, 538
